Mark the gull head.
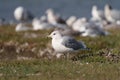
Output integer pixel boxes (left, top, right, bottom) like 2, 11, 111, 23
14, 6, 25, 14
105, 4, 112, 10
46, 8, 54, 14
48, 31, 62, 39
92, 5, 97, 10
14, 6, 25, 20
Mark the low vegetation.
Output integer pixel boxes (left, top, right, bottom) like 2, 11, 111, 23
0, 25, 120, 80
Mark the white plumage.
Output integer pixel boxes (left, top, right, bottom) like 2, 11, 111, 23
72, 17, 88, 32
15, 23, 32, 32
14, 6, 33, 22
49, 30, 87, 53
46, 8, 66, 25
72, 17, 108, 37
32, 17, 54, 30
66, 16, 77, 27
104, 4, 120, 23
91, 5, 105, 21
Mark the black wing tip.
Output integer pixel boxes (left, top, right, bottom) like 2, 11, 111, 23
86, 48, 91, 51
80, 48, 91, 51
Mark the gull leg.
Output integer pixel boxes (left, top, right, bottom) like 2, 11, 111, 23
56, 53, 63, 59
64, 53, 70, 60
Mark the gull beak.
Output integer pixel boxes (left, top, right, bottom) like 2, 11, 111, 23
47, 35, 51, 38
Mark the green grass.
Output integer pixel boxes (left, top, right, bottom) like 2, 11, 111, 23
0, 60, 120, 80
0, 25, 120, 80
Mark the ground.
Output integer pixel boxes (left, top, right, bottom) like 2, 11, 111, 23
0, 25, 120, 80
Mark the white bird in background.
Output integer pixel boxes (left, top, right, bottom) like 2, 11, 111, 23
49, 30, 87, 58
66, 16, 77, 27
14, 6, 34, 22
46, 8, 66, 25
72, 17, 88, 32
81, 22, 109, 37
72, 17, 108, 37
45, 8, 68, 29
15, 23, 32, 32
32, 17, 54, 30
104, 4, 120, 23
91, 5, 105, 21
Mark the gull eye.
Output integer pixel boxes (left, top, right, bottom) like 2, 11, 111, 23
53, 33, 56, 35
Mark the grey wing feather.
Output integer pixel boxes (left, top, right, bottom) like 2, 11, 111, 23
62, 37, 86, 50
78, 41, 86, 49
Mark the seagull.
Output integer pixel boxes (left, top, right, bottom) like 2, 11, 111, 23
14, 6, 34, 22
32, 17, 54, 30
72, 17, 108, 37
80, 22, 109, 37
81, 23, 109, 37
15, 23, 32, 32
91, 5, 105, 21
48, 30, 88, 58
66, 16, 77, 27
104, 4, 120, 23
72, 17, 88, 32
46, 8, 66, 25
45, 8, 68, 29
